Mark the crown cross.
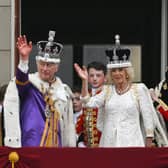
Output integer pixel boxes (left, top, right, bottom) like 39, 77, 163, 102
36, 30, 63, 63
123, 54, 127, 61
113, 49, 119, 62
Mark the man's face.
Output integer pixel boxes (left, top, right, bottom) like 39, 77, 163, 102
72, 92, 82, 112
88, 68, 106, 88
37, 60, 59, 82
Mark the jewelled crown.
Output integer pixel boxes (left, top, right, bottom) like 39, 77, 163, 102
105, 35, 132, 69
36, 30, 63, 63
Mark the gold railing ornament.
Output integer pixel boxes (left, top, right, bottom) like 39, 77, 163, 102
8, 151, 19, 168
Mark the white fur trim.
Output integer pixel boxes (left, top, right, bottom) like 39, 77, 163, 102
36, 56, 60, 63
3, 78, 21, 147
107, 62, 132, 69
29, 73, 67, 102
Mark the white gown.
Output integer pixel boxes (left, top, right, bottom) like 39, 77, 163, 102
85, 83, 154, 147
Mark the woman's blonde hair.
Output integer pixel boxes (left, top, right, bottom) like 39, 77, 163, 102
105, 66, 134, 84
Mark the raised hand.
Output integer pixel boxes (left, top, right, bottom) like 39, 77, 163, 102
74, 63, 88, 80
16, 35, 32, 61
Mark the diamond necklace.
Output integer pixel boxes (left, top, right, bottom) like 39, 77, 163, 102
115, 83, 131, 95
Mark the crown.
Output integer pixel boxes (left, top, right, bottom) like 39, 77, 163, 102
36, 30, 63, 63
105, 35, 132, 69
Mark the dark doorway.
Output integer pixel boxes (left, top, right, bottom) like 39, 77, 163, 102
21, 0, 161, 88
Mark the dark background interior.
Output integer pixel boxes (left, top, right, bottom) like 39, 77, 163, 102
21, 0, 162, 88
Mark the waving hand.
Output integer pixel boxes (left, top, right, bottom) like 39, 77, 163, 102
74, 63, 88, 81
16, 35, 32, 61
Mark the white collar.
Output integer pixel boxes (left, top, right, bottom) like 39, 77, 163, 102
29, 73, 67, 101
74, 110, 82, 117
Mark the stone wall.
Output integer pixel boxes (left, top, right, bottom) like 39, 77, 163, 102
0, 0, 11, 85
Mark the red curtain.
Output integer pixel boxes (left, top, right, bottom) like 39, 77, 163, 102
0, 147, 168, 168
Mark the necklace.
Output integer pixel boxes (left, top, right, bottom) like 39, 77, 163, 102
115, 83, 131, 95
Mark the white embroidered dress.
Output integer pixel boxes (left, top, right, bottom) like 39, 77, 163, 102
84, 83, 154, 147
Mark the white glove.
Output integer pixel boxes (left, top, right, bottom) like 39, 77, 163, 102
78, 141, 86, 148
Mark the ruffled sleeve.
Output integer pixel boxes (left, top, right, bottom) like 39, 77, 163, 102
81, 85, 110, 108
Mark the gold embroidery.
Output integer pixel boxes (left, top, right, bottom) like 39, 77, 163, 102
15, 79, 29, 86
40, 84, 60, 147
158, 99, 168, 110
83, 107, 100, 147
